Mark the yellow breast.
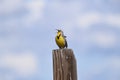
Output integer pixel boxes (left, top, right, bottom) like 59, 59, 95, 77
55, 36, 65, 48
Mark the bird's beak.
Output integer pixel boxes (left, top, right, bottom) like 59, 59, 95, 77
56, 29, 61, 32
56, 29, 58, 33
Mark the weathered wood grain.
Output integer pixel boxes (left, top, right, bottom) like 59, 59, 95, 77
52, 49, 77, 80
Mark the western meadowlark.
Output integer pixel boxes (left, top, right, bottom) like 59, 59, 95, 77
55, 29, 68, 49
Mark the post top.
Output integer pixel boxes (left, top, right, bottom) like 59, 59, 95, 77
53, 48, 73, 51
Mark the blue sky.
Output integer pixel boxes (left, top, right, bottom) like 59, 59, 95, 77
0, 0, 120, 80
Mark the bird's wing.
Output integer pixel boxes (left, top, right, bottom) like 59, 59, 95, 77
65, 39, 68, 48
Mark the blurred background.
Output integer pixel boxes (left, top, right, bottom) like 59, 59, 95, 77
0, 0, 120, 80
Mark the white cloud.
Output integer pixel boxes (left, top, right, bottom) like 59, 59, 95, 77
0, 0, 21, 14
106, 14, 120, 27
77, 13, 101, 29
61, 12, 119, 48
0, 52, 38, 77
92, 31, 117, 48
23, 0, 45, 26
0, 0, 45, 27
77, 12, 120, 29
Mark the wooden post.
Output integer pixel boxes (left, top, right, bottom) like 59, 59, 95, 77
52, 49, 77, 80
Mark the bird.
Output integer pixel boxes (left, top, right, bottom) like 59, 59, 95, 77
55, 29, 68, 49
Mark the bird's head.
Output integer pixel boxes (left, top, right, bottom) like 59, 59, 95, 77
56, 29, 62, 38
